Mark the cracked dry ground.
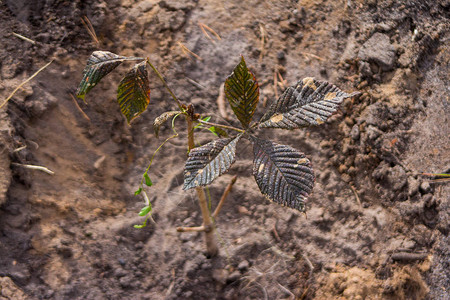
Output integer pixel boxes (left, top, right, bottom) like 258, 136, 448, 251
0, 0, 449, 299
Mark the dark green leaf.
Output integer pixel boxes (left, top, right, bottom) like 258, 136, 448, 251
225, 56, 259, 128
76, 51, 143, 101
251, 136, 315, 212
153, 111, 180, 137
144, 172, 153, 187
183, 135, 242, 190
138, 205, 152, 216
134, 187, 143, 195
260, 78, 360, 129
117, 61, 151, 124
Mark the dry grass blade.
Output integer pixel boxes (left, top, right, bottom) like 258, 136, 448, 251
198, 22, 221, 44
217, 83, 229, 120
276, 71, 287, 89
81, 16, 100, 47
11, 163, 55, 175
69, 94, 91, 122
350, 185, 362, 208
300, 51, 325, 61
259, 24, 266, 62
12, 32, 36, 44
273, 70, 279, 100
0, 60, 53, 109
177, 42, 202, 61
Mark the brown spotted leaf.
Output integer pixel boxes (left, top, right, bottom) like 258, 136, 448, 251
76, 51, 143, 101
251, 136, 314, 212
259, 78, 359, 129
153, 111, 180, 137
183, 135, 242, 190
225, 56, 259, 128
117, 61, 150, 124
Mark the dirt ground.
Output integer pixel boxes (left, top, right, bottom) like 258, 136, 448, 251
0, 0, 449, 299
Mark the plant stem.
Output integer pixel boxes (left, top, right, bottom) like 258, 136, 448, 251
198, 120, 245, 133
146, 59, 184, 111
186, 115, 219, 257
212, 175, 237, 219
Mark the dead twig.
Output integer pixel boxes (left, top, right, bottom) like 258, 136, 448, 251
69, 94, 91, 122
81, 16, 100, 47
11, 162, 55, 175
391, 252, 428, 262
212, 175, 237, 218
13, 146, 27, 152
12, 32, 36, 45
0, 60, 53, 109
176, 226, 205, 232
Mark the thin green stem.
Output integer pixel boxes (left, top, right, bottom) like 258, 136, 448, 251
198, 120, 245, 133
146, 59, 183, 111
140, 114, 181, 186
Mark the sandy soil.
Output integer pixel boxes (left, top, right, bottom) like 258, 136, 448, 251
0, 0, 449, 299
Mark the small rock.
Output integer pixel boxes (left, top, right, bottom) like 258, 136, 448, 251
277, 51, 286, 60
359, 61, 372, 77
419, 181, 431, 194
119, 275, 133, 288
227, 271, 241, 283
212, 269, 228, 285
407, 177, 420, 197
358, 33, 396, 71
350, 124, 360, 140
238, 260, 249, 272
114, 267, 127, 278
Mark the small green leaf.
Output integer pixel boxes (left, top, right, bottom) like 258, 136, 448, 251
117, 61, 151, 124
208, 126, 228, 138
138, 205, 152, 216
202, 116, 211, 122
134, 187, 143, 195
144, 172, 153, 186
208, 127, 218, 136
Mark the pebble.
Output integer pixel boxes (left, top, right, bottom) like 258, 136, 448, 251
407, 177, 420, 196
358, 32, 396, 71
419, 181, 431, 194
238, 260, 250, 272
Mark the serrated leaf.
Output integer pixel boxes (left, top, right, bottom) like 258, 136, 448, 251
144, 172, 153, 187
260, 78, 359, 129
153, 111, 180, 137
138, 205, 152, 216
183, 135, 242, 190
76, 51, 143, 101
117, 61, 151, 124
251, 136, 315, 212
134, 187, 143, 195
225, 56, 260, 128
